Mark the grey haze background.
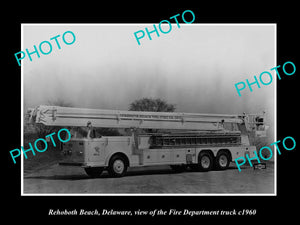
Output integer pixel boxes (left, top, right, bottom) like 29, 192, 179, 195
23, 24, 275, 136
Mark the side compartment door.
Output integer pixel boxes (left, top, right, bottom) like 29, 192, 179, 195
157, 149, 173, 163
142, 149, 158, 164
173, 149, 186, 163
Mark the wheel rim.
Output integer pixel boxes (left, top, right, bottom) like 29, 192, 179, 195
219, 155, 228, 167
201, 156, 211, 169
113, 159, 125, 174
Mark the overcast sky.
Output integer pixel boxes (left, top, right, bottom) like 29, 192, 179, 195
22, 24, 275, 124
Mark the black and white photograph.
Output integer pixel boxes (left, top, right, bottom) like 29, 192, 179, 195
22, 24, 275, 195
4, 5, 298, 224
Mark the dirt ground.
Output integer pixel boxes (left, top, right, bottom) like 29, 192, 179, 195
23, 162, 274, 194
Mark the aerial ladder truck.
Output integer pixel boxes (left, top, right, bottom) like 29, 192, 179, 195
28, 105, 267, 177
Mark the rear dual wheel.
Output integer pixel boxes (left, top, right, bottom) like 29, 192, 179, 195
196, 151, 230, 171
198, 152, 214, 171
215, 151, 230, 170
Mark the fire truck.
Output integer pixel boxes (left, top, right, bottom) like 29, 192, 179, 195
28, 105, 267, 177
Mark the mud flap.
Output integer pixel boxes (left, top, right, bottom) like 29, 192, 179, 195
186, 154, 193, 164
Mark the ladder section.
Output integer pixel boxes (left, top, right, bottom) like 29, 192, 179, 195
150, 132, 242, 149
28, 105, 245, 131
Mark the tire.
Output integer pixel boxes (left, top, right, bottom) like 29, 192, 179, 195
215, 151, 230, 170
84, 167, 104, 178
108, 155, 128, 177
198, 152, 214, 171
170, 165, 186, 173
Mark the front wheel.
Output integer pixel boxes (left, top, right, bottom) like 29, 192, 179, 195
108, 155, 128, 177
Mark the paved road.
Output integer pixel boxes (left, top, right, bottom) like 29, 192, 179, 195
23, 162, 274, 194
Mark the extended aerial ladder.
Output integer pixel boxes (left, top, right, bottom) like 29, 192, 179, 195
27, 105, 267, 177
28, 105, 265, 133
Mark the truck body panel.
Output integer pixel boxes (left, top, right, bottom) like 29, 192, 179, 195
61, 134, 257, 168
